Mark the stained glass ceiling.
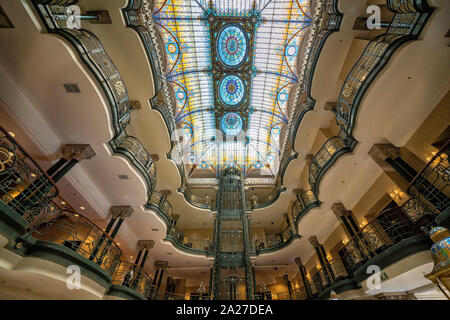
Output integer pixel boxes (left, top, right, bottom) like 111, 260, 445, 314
152, 0, 311, 181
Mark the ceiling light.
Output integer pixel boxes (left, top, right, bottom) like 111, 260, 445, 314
80, 206, 85, 210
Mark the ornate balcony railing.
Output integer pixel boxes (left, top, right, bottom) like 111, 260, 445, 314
309, 258, 349, 296
309, 134, 351, 195
0, 126, 59, 223
253, 225, 298, 254
405, 139, 449, 226
111, 261, 152, 298
278, 0, 343, 185
32, 0, 157, 199
166, 225, 212, 254
145, 191, 174, 225
36, 210, 122, 277
334, 0, 434, 147
292, 189, 321, 224
338, 203, 429, 275
109, 132, 157, 195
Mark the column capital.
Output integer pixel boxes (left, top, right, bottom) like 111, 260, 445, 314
138, 240, 155, 250
331, 202, 350, 218
160, 189, 172, 197
305, 154, 314, 163
110, 205, 134, 219
154, 260, 169, 269
172, 214, 180, 221
130, 100, 142, 110
324, 101, 337, 113
369, 143, 400, 161
150, 154, 159, 162
62, 144, 96, 161
295, 257, 303, 266
309, 235, 320, 247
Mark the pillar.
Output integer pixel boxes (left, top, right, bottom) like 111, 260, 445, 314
331, 203, 360, 238
90, 205, 133, 262
309, 236, 335, 285
295, 257, 313, 299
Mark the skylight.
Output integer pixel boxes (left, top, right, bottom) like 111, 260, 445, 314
152, 0, 311, 180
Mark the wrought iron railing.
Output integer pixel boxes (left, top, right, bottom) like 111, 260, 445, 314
32, 0, 157, 200
338, 203, 427, 274
405, 139, 449, 222
0, 126, 59, 223
146, 191, 174, 224
167, 225, 211, 253
112, 261, 152, 298
253, 226, 296, 253
309, 134, 351, 195
336, 0, 433, 141
292, 189, 321, 223
309, 258, 349, 296
36, 210, 122, 276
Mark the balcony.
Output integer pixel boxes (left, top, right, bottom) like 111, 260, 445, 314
145, 191, 174, 225
406, 139, 449, 228
166, 225, 212, 255
338, 202, 432, 283
252, 225, 299, 254
308, 258, 357, 299
29, 209, 123, 288
109, 261, 153, 300
0, 126, 58, 241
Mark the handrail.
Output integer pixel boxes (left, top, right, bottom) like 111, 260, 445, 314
408, 139, 449, 190
0, 125, 59, 222
36, 209, 123, 276
112, 260, 152, 298
338, 201, 427, 274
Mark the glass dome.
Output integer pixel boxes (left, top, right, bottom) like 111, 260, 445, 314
217, 24, 248, 67
219, 75, 245, 106
221, 112, 243, 136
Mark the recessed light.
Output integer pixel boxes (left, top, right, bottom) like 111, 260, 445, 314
8, 132, 15, 138
80, 206, 85, 210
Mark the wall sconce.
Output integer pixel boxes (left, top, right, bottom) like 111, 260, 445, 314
316, 265, 322, 270
342, 238, 349, 245
426, 151, 437, 162
326, 255, 332, 261
389, 189, 403, 201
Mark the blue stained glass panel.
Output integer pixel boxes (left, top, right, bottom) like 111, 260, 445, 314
221, 112, 243, 136
217, 25, 248, 67
219, 75, 245, 106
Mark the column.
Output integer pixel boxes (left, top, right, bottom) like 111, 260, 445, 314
295, 257, 313, 299
90, 206, 133, 262
331, 203, 360, 238
152, 261, 168, 299
131, 240, 154, 288
52, 144, 96, 182
369, 143, 447, 212
309, 236, 335, 285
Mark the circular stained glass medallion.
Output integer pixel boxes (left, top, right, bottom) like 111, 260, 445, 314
221, 112, 243, 136
217, 24, 248, 67
219, 75, 245, 106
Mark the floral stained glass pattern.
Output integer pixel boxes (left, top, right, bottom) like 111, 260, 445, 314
219, 75, 245, 106
152, 0, 311, 180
